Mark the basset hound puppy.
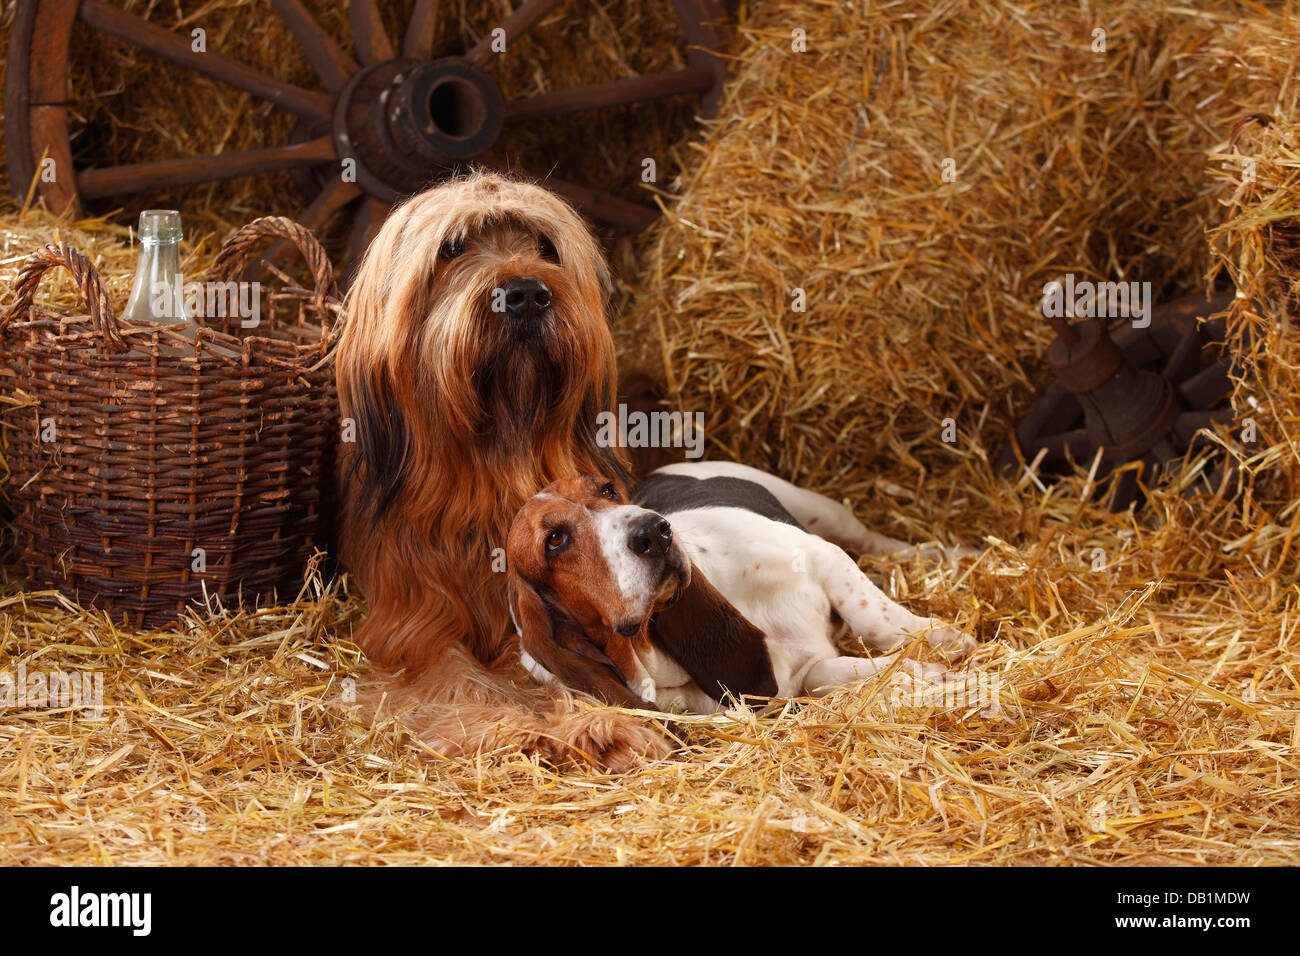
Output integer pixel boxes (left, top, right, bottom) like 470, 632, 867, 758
506, 464, 977, 713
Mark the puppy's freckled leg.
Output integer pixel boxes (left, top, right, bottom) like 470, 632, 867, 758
925, 623, 978, 657
805, 654, 895, 690
859, 530, 981, 564
804, 654, 946, 693
811, 539, 977, 657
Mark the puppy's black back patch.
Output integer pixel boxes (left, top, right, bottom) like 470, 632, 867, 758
633, 474, 803, 529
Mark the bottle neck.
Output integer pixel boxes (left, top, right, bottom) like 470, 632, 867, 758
123, 238, 187, 324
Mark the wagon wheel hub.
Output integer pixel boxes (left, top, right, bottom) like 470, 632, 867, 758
336, 57, 505, 203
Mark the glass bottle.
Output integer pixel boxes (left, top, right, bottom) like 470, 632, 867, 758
122, 210, 192, 329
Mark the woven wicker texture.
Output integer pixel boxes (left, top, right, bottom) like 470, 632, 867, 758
0, 217, 342, 628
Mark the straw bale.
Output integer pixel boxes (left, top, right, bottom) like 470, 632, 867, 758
1209, 106, 1300, 507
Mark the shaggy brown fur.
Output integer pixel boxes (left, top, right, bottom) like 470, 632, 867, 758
336, 170, 671, 769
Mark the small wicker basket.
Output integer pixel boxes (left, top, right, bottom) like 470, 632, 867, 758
0, 217, 343, 628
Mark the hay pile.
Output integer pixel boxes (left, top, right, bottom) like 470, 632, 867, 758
3, 542, 1299, 865
1209, 101, 1300, 509
3, 1, 1300, 866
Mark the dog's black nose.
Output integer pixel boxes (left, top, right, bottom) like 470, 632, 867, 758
502, 277, 551, 320
628, 514, 673, 559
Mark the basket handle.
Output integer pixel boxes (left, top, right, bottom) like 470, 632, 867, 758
0, 243, 128, 353
207, 215, 340, 309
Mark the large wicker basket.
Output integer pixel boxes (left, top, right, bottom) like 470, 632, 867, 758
0, 217, 343, 628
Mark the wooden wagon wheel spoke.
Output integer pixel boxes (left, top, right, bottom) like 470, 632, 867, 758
1159, 322, 1203, 384
1173, 408, 1234, 445
403, 0, 441, 60
77, 0, 334, 120
344, 197, 393, 281
255, 179, 365, 275
465, 0, 566, 67
351, 0, 396, 66
504, 67, 719, 123
669, 0, 729, 114
474, 158, 657, 231
270, 0, 359, 92
532, 176, 660, 232
298, 179, 364, 234
78, 137, 337, 200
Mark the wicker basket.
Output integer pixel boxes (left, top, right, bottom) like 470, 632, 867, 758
0, 217, 343, 628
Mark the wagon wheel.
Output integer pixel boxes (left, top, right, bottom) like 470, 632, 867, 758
995, 288, 1240, 511
5, 0, 728, 275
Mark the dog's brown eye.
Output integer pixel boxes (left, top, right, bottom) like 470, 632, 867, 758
537, 233, 559, 264
439, 236, 465, 261
599, 482, 618, 500
545, 528, 569, 552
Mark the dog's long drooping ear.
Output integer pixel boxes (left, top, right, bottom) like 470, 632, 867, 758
651, 567, 779, 702
508, 572, 651, 710
342, 360, 410, 521
507, 570, 554, 665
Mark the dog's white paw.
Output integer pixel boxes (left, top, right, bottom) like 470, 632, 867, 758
899, 659, 949, 681
927, 623, 978, 658
914, 542, 981, 564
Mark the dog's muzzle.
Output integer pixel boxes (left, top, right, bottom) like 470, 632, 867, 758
627, 512, 689, 603
609, 507, 690, 638
502, 276, 552, 324
628, 513, 673, 560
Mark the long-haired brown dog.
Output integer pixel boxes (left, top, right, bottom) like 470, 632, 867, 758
336, 170, 671, 769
